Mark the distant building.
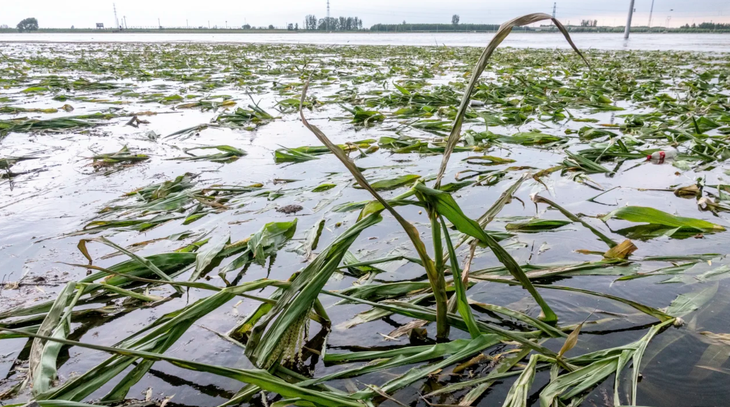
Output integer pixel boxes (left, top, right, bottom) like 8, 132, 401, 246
96, 23, 104, 29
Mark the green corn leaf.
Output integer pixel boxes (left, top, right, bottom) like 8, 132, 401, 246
413, 182, 558, 324
354, 174, 421, 191
505, 219, 572, 232
245, 213, 382, 368
30, 282, 80, 396
434, 12, 588, 187
1, 327, 362, 407
502, 354, 539, 407
603, 206, 726, 232
190, 231, 230, 281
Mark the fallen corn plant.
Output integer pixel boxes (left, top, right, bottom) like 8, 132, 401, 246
170, 145, 247, 163
3, 14, 724, 407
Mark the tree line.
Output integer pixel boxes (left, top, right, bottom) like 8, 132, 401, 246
370, 23, 512, 32
681, 22, 730, 30
304, 15, 363, 31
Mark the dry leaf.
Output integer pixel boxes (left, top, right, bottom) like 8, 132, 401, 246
604, 239, 638, 260
386, 319, 429, 340
558, 322, 583, 358
453, 353, 490, 374
674, 184, 700, 198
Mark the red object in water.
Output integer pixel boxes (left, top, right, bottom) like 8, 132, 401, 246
646, 151, 666, 161
646, 149, 677, 164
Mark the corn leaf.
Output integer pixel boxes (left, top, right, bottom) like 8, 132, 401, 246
502, 354, 539, 407
434, 12, 588, 187
413, 182, 558, 324
664, 283, 719, 317
2, 327, 362, 407
603, 206, 726, 232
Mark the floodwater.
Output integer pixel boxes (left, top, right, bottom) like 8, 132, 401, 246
0, 38, 729, 407
1, 32, 729, 52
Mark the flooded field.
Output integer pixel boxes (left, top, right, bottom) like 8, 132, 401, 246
2, 32, 730, 52
1, 38, 730, 407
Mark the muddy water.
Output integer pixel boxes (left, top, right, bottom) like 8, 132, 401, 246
2, 32, 730, 52
0, 41, 729, 406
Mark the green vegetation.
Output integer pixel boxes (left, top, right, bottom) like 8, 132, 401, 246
304, 15, 363, 31
1, 11, 730, 407
16, 17, 39, 32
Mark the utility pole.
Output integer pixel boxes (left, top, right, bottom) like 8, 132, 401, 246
624, 0, 635, 39
186, 19, 189, 29
327, 0, 331, 32
158, 18, 161, 29
552, 2, 557, 19
648, 0, 655, 27
123, 16, 127, 29
113, 3, 120, 29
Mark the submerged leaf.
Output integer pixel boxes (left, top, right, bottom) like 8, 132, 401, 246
664, 283, 719, 317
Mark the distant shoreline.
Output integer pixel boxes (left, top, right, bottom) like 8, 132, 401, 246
1, 29, 729, 35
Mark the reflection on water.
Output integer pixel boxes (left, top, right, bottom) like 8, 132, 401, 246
1, 32, 730, 52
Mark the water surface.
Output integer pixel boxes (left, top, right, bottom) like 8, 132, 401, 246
1, 32, 729, 52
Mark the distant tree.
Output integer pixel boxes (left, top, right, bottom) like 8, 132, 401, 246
318, 17, 339, 31
305, 15, 318, 30
17, 17, 38, 32
452, 14, 460, 25
268, 24, 275, 30
287, 23, 294, 30
0, 24, 9, 29
307, 15, 361, 31
243, 24, 251, 29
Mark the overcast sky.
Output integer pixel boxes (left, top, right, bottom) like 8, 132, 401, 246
3, 0, 729, 29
